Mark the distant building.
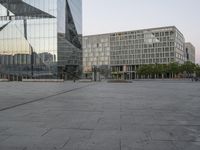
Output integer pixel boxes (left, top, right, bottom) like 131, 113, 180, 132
83, 26, 195, 80
185, 42, 195, 63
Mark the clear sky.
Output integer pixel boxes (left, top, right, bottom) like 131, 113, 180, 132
83, 0, 200, 63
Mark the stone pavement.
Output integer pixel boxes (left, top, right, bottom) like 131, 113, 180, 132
0, 80, 200, 150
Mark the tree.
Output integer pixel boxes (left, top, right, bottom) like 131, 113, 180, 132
180, 61, 196, 77
195, 64, 200, 77
153, 64, 165, 78
167, 62, 180, 78
137, 62, 198, 79
137, 65, 151, 78
137, 64, 164, 79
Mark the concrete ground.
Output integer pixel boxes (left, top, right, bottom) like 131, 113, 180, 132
0, 80, 200, 150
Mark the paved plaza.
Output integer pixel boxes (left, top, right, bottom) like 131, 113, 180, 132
0, 80, 200, 150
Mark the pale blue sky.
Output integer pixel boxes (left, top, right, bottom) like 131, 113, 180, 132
83, 0, 200, 63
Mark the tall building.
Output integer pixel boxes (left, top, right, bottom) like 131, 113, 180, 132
83, 26, 194, 79
0, 0, 82, 80
185, 42, 195, 63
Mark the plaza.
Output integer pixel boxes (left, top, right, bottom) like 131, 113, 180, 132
0, 80, 200, 149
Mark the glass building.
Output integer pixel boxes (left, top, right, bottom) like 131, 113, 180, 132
0, 0, 82, 80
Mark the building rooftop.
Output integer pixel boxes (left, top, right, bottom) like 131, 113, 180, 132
84, 26, 184, 37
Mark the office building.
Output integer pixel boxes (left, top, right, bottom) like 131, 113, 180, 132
83, 26, 194, 79
0, 0, 82, 80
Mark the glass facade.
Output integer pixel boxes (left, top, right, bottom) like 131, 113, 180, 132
83, 34, 110, 78
0, 0, 82, 80
83, 35, 110, 72
57, 0, 82, 79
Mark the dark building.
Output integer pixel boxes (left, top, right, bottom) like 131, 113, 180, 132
0, 0, 82, 80
185, 42, 195, 64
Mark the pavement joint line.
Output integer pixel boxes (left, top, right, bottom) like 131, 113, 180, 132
0, 135, 11, 144
0, 83, 96, 112
119, 138, 122, 150
41, 128, 52, 137
0, 127, 10, 134
44, 109, 104, 113
52, 127, 95, 131
150, 139, 200, 142
60, 137, 71, 149
171, 141, 179, 150
130, 124, 200, 126
22, 147, 27, 150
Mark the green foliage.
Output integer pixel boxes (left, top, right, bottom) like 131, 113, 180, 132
137, 61, 198, 78
195, 64, 200, 77
165, 62, 180, 78
137, 64, 165, 78
168, 62, 180, 74
180, 61, 196, 74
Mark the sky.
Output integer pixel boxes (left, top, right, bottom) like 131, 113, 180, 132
83, 0, 200, 64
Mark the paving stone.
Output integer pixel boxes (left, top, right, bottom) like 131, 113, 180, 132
0, 81, 199, 149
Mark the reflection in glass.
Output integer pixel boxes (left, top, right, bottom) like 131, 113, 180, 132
0, 0, 82, 80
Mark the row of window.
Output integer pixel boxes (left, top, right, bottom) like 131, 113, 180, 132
111, 53, 175, 60
84, 61, 109, 66
111, 58, 175, 65
110, 41, 175, 47
83, 52, 110, 57
110, 35, 175, 44
110, 45, 175, 52
83, 43, 109, 49
83, 57, 109, 62
110, 30, 175, 41
84, 48, 108, 52
110, 48, 175, 55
